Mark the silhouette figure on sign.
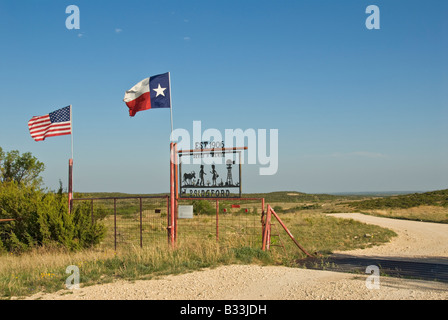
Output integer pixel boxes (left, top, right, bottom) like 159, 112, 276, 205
199, 165, 206, 186
210, 164, 219, 186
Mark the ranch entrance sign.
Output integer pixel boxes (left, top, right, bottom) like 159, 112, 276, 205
178, 142, 245, 198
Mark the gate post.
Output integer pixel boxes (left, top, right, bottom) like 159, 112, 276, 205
174, 143, 178, 243
262, 205, 272, 251
169, 142, 176, 247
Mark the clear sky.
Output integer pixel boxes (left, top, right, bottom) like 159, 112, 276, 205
0, 0, 447, 194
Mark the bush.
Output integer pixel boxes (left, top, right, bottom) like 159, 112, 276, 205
0, 181, 106, 253
192, 200, 215, 215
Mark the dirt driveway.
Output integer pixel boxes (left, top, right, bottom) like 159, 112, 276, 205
329, 213, 448, 263
25, 213, 448, 300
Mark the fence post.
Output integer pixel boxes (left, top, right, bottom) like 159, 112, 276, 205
261, 198, 265, 246
68, 158, 73, 214
216, 199, 219, 242
166, 195, 170, 246
262, 205, 272, 251
139, 197, 143, 248
114, 198, 117, 252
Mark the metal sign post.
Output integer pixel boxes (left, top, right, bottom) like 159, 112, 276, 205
169, 142, 176, 247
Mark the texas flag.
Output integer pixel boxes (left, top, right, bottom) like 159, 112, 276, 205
123, 72, 171, 117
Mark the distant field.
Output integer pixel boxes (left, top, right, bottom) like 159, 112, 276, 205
345, 189, 448, 223
76, 189, 448, 224
346, 189, 448, 209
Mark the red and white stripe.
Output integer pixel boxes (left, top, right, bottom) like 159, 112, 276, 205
123, 77, 151, 116
28, 115, 71, 141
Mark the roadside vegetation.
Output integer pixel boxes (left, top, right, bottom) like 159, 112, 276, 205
1, 211, 396, 299
345, 189, 448, 223
1, 146, 445, 299
346, 189, 448, 209
0, 147, 106, 253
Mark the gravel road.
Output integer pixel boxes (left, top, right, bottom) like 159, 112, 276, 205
25, 213, 448, 300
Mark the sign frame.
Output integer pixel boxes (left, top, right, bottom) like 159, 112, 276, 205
177, 146, 246, 199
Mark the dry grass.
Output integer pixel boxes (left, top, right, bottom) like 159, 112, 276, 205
0, 246, 116, 298
0, 239, 272, 299
362, 205, 448, 223
0, 203, 399, 299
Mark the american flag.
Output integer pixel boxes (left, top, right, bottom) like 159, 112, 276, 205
28, 106, 72, 141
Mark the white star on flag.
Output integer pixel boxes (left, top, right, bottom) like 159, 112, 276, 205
153, 83, 167, 97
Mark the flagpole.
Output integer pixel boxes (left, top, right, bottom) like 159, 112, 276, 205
70, 105, 74, 160
68, 105, 73, 214
168, 72, 177, 245
168, 72, 174, 140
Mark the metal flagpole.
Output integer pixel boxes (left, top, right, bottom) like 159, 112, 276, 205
70, 105, 74, 160
168, 73, 177, 246
68, 105, 74, 214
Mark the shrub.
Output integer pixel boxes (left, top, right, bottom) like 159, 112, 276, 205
192, 199, 215, 215
0, 181, 106, 253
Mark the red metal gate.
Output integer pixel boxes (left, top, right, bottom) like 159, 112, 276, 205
174, 197, 265, 248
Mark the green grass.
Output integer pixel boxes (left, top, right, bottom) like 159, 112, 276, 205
0, 209, 398, 299
0, 241, 272, 299
4, 189, 447, 299
267, 212, 397, 259
12, 190, 438, 299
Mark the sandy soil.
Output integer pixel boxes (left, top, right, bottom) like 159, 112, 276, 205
24, 213, 448, 300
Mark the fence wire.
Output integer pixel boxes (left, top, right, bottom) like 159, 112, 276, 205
72, 196, 169, 250
72, 197, 265, 250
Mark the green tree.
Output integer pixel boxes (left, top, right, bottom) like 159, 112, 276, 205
0, 147, 105, 253
0, 148, 45, 186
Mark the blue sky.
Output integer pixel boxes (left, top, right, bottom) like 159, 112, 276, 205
0, 0, 447, 194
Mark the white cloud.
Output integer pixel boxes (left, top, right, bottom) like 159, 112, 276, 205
183, 36, 191, 41
115, 28, 123, 34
